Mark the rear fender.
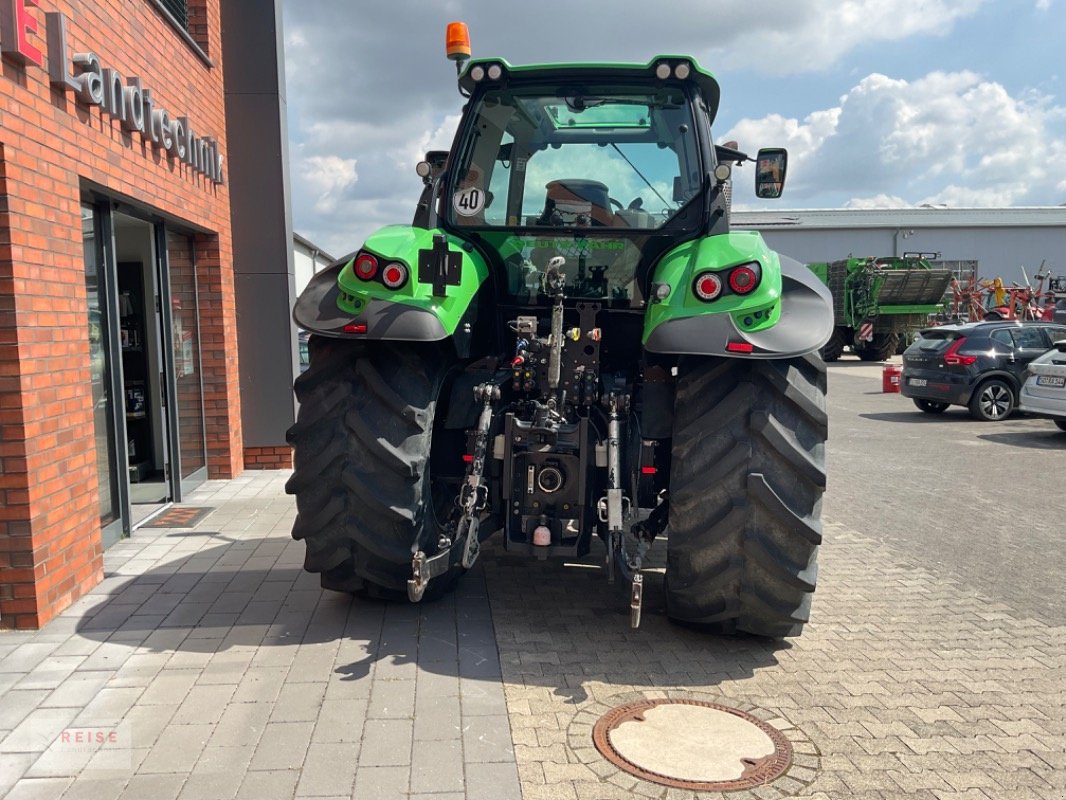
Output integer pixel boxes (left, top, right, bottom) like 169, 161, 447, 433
292, 226, 488, 351
643, 232, 833, 358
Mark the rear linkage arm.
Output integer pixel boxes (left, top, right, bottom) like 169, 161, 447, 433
408, 383, 499, 602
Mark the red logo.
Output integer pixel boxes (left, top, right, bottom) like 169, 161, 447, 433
1, 0, 44, 67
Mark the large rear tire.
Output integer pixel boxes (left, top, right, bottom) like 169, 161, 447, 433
820, 329, 845, 362
286, 338, 464, 599
664, 354, 827, 637
856, 332, 898, 362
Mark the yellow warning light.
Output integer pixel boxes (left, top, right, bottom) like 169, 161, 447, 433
446, 22, 471, 61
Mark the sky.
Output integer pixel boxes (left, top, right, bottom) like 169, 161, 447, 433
281, 0, 1066, 259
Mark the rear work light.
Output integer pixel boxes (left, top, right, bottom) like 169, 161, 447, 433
693, 272, 723, 301
354, 253, 378, 281
729, 264, 759, 294
381, 262, 409, 290
943, 337, 977, 366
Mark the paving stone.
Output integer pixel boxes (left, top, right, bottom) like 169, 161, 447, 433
465, 760, 522, 800
311, 699, 367, 743
367, 678, 415, 719
136, 723, 212, 774
3, 776, 74, 800
409, 738, 463, 794
1, 707, 81, 754
294, 741, 360, 796
117, 773, 184, 800
351, 765, 408, 800
270, 680, 326, 722
358, 719, 413, 767
171, 684, 237, 725
413, 694, 462, 741
462, 714, 516, 763
247, 721, 314, 771
235, 769, 299, 800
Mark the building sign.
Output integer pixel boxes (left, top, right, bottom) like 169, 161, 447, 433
1, 0, 225, 185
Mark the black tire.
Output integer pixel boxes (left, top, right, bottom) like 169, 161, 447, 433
1055, 419, 1066, 432
913, 398, 949, 414
820, 329, 845, 362
286, 339, 465, 599
856, 332, 898, 362
968, 378, 1015, 421
664, 353, 827, 638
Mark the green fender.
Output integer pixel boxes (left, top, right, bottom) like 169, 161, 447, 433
643, 232, 833, 358
292, 226, 489, 341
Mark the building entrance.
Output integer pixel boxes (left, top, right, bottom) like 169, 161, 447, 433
81, 200, 209, 541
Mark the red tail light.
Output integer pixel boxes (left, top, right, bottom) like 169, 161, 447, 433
943, 337, 976, 366
381, 262, 409, 290
729, 265, 758, 294
693, 272, 723, 301
354, 253, 378, 280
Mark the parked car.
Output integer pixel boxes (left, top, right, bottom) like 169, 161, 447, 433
1018, 339, 1066, 431
901, 320, 1066, 420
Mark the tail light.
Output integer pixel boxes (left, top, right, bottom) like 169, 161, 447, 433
354, 253, 378, 280
381, 262, 409, 290
943, 337, 977, 366
693, 272, 723, 301
729, 264, 759, 294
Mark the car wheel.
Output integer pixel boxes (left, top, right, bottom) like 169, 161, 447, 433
913, 398, 949, 414
1055, 419, 1066, 432
968, 379, 1015, 421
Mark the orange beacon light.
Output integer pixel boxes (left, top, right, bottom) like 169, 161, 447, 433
446, 22, 471, 61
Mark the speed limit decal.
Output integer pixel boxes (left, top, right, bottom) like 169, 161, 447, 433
453, 186, 486, 217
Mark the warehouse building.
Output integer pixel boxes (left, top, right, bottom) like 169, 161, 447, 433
734, 207, 1066, 286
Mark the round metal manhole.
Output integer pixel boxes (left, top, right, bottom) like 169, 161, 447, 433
592, 699, 793, 792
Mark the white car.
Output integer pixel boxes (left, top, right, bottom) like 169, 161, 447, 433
1018, 340, 1066, 431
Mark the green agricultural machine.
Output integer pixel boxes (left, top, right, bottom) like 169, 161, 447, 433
806, 254, 954, 361
287, 25, 834, 637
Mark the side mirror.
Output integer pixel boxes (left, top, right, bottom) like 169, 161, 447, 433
755, 148, 787, 198
1055, 339, 1066, 353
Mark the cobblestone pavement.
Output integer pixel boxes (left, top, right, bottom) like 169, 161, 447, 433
1, 443, 1064, 798
483, 525, 1066, 799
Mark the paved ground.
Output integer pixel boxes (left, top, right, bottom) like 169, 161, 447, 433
0, 361, 1064, 799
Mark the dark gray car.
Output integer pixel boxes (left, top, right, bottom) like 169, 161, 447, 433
901, 320, 1066, 420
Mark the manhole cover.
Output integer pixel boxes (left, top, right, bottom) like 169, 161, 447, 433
592, 699, 792, 792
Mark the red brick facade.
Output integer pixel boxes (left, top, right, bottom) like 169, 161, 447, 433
0, 0, 242, 628
244, 446, 294, 470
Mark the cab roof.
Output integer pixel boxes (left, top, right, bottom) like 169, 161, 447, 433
458, 56, 721, 124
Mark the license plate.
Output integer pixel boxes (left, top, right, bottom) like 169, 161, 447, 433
909, 378, 927, 387
1037, 375, 1066, 388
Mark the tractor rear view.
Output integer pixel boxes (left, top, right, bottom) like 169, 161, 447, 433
809, 254, 953, 361
286, 24, 833, 637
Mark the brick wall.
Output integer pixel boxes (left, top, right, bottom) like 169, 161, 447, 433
0, 0, 241, 628
244, 446, 293, 470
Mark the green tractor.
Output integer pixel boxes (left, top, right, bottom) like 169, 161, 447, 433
806, 254, 954, 362
287, 28, 833, 637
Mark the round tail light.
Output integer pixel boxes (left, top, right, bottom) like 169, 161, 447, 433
729, 265, 758, 294
382, 262, 408, 290
354, 253, 378, 281
693, 272, 723, 301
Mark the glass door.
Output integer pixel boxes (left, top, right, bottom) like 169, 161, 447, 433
162, 227, 208, 496
82, 203, 129, 545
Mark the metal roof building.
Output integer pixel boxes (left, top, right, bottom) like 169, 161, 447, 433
733, 207, 1066, 284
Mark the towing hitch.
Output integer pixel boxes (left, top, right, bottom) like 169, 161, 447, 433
408, 382, 498, 603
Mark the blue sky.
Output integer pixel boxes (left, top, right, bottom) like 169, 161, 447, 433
282, 0, 1065, 258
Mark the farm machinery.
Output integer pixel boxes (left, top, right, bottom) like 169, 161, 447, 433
286, 24, 833, 636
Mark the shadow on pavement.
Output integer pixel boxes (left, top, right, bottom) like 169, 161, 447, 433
74, 531, 784, 702
858, 410, 974, 423
976, 430, 1066, 449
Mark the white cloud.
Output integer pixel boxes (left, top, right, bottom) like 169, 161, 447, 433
723, 70, 1066, 208
297, 154, 358, 214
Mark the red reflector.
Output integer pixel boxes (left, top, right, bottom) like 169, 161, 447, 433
726, 341, 754, 353
640, 466, 657, 475
343, 323, 367, 334
729, 265, 758, 294
354, 253, 378, 280
462, 454, 474, 463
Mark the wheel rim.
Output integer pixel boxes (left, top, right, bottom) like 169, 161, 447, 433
979, 385, 1011, 419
